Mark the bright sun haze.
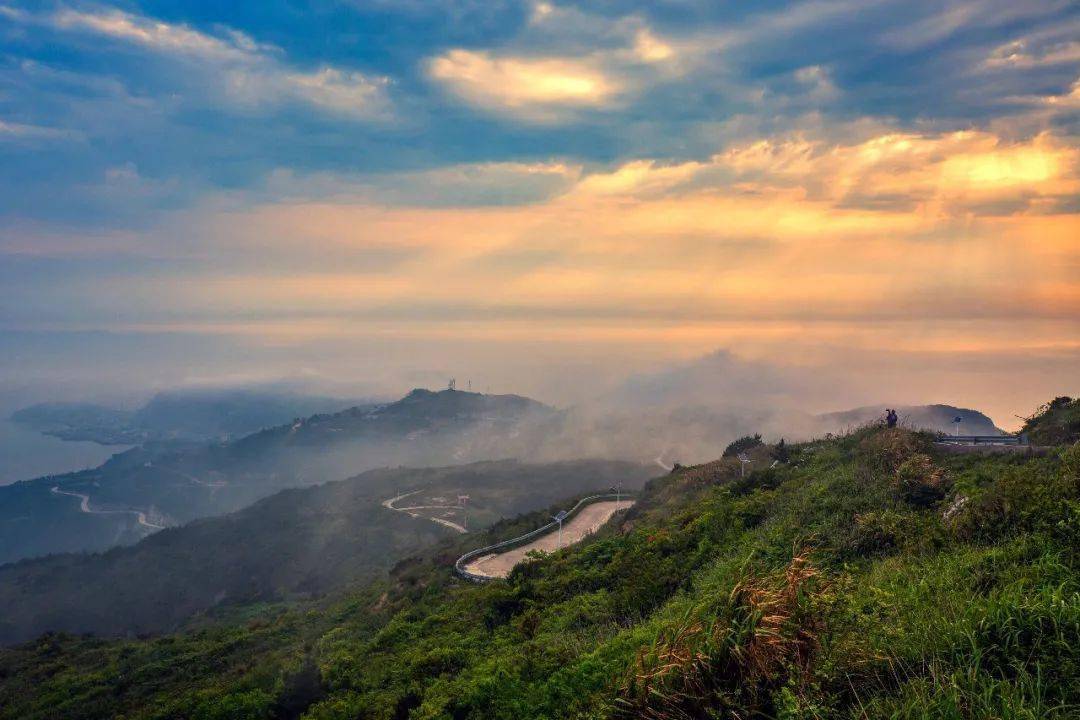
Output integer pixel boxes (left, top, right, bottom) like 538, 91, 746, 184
1, 4, 1079, 719
1, 0, 1077, 423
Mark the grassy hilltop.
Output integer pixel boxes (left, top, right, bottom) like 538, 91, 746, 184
1, 403, 1078, 719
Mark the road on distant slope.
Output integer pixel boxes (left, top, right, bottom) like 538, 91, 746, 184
381, 490, 467, 533
462, 499, 634, 579
50, 486, 165, 530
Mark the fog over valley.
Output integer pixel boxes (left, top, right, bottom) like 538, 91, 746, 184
0, 0, 1077, 717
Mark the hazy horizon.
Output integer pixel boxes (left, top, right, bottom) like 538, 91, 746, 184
2, 1, 1078, 444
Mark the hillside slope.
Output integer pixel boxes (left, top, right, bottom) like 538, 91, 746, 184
0, 460, 651, 644
0, 389, 553, 564
2, 417, 1076, 719
1022, 395, 1080, 445
816, 403, 1003, 435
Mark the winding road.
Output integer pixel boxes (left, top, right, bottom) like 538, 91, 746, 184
462, 499, 634, 579
50, 486, 165, 530
381, 490, 467, 533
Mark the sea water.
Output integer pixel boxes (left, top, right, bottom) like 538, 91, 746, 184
0, 418, 127, 485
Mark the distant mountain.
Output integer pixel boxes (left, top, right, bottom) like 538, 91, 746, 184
605, 350, 796, 410
816, 404, 1003, 436
11, 389, 369, 445
0, 459, 650, 644
0, 389, 554, 565
10, 402, 141, 444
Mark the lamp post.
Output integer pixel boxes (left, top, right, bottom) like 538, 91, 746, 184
953, 416, 963, 437
553, 510, 567, 549
458, 495, 470, 531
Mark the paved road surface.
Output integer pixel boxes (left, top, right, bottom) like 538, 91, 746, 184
50, 485, 165, 529
382, 489, 467, 533
463, 499, 633, 579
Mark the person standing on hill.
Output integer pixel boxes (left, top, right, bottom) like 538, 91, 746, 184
886, 408, 898, 428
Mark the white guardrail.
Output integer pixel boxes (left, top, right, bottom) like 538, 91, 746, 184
454, 492, 634, 583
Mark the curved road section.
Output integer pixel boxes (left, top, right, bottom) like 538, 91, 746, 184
50, 486, 165, 529
457, 495, 634, 581
381, 489, 467, 533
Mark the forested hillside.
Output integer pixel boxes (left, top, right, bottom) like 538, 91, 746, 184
2, 408, 1077, 719
0, 460, 650, 644
0, 389, 554, 564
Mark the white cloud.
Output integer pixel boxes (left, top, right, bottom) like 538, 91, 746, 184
52, 8, 259, 62
224, 66, 390, 118
0, 119, 76, 141
884, 0, 1072, 50
794, 65, 840, 102
427, 49, 617, 120
18, 6, 390, 120
984, 38, 1080, 69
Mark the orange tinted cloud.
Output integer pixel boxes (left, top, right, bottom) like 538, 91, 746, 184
47, 128, 1077, 364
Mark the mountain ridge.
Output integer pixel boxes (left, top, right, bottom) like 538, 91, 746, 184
2, 415, 1076, 719
0, 459, 651, 644
0, 388, 555, 565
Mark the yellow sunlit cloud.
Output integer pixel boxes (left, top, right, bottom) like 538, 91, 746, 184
427, 49, 618, 118
39, 127, 1078, 379
633, 29, 675, 62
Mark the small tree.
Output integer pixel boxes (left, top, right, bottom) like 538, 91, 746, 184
723, 433, 763, 458
772, 438, 790, 463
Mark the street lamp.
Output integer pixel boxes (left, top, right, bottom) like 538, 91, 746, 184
953, 416, 963, 437
552, 510, 568, 549
458, 495, 470, 531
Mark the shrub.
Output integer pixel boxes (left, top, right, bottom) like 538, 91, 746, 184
723, 434, 763, 458
949, 447, 1080, 543
846, 510, 918, 557
1022, 396, 1080, 445
772, 438, 790, 463
615, 552, 829, 719
894, 453, 949, 507
858, 428, 929, 475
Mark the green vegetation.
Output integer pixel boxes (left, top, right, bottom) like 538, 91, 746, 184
0, 388, 554, 564
1022, 396, 1080, 445
1, 411, 1078, 719
0, 460, 649, 644
722, 433, 763, 457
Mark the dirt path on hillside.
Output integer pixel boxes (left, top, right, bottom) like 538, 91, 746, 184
463, 499, 633, 579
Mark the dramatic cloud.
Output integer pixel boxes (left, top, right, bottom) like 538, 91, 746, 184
1, 0, 1077, 419
7, 6, 390, 119
9, 128, 1075, 333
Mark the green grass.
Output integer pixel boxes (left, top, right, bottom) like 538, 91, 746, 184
1, 425, 1078, 720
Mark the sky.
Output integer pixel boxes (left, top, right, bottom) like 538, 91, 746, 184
1, 0, 1078, 426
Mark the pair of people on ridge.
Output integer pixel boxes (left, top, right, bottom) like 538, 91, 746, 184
885, 408, 898, 428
